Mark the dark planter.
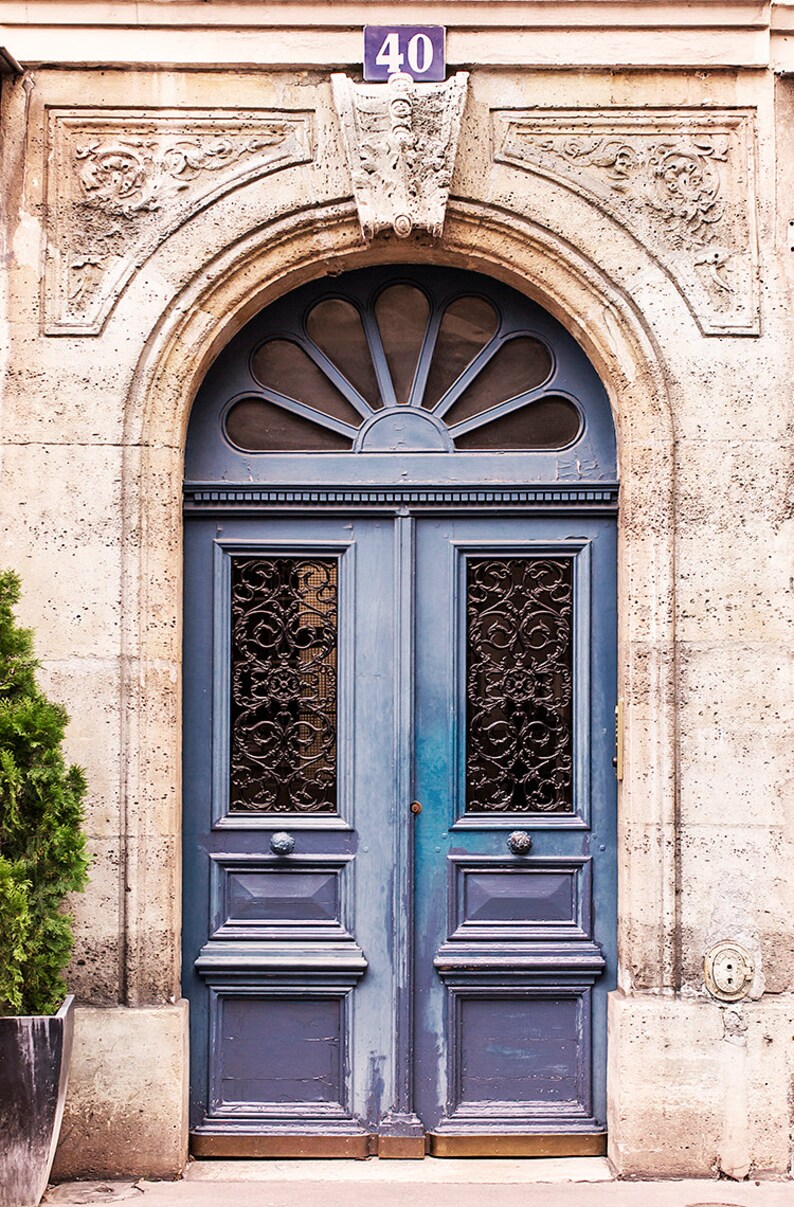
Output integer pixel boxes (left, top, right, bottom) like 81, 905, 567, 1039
0, 995, 75, 1207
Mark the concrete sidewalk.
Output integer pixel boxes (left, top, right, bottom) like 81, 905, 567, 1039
45, 1160, 794, 1207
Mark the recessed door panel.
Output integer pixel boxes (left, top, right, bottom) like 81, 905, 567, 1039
211, 992, 347, 1112
209, 855, 351, 940
453, 990, 590, 1112
450, 857, 592, 941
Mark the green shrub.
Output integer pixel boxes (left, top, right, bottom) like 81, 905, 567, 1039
0, 570, 89, 1015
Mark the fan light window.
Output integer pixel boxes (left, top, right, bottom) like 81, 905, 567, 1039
223, 275, 584, 453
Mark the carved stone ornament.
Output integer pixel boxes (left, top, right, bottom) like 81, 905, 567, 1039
331, 72, 468, 242
44, 109, 314, 335
493, 108, 759, 336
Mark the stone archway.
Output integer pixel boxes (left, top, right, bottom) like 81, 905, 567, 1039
118, 197, 678, 1169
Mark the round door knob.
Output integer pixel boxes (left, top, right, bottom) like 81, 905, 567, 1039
270, 831, 295, 856
507, 830, 532, 856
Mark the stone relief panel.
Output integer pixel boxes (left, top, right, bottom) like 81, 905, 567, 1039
494, 108, 759, 336
44, 109, 314, 335
332, 72, 468, 241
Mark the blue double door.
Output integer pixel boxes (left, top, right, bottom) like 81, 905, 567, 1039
183, 507, 616, 1156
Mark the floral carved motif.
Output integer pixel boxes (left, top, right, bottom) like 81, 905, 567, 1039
45, 110, 314, 335
494, 109, 758, 336
332, 72, 468, 241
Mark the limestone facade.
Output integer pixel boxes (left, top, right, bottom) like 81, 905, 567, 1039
0, 0, 792, 1181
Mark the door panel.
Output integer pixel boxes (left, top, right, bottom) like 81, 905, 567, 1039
412, 516, 616, 1144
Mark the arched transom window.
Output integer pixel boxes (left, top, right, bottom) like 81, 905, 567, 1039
186, 265, 616, 479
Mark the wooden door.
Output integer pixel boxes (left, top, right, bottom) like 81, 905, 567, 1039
183, 514, 407, 1155
413, 514, 616, 1154
182, 508, 615, 1155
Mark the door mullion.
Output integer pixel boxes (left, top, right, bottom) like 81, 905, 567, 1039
377, 511, 425, 1156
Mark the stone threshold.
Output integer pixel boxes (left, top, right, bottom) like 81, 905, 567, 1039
184, 1156, 614, 1183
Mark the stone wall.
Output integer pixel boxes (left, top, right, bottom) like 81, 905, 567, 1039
0, 7, 792, 1178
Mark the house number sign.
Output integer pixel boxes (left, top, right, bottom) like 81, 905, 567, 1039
363, 25, 446, 82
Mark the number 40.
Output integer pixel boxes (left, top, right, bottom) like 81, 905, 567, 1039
375, 31, 435, 76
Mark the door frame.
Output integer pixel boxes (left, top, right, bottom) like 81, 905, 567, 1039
181, 256, 622, 1155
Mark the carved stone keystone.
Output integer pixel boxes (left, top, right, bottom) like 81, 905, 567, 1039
331, 72, 468, 242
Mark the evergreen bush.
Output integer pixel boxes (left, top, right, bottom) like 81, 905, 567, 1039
0, 570, 89, 1016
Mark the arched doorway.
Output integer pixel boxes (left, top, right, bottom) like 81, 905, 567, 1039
182, 264, 617, 1157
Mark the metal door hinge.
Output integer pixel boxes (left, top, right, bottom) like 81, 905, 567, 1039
613, 698, 624, 781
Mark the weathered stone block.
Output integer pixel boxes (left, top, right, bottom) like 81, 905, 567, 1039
51, 1003, 189, 1181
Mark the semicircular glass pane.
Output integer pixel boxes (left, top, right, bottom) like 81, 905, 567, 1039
423, 296, 498, 410
443, 336, 553, 426
251, 339, 362, 426
454, 395, 581, 450
225, 397, 354, 452
306, 298, 382, 408
375, 284, 430, 404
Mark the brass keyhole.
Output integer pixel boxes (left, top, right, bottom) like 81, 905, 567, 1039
410, 801, 422, 815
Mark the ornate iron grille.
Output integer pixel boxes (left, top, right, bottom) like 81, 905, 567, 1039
229, 557, 338, 813
466, 557, 573, 813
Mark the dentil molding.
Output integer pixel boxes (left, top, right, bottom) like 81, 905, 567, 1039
494, 107, 759, 336
44, 108, 314, 335
332, 72, 468, 242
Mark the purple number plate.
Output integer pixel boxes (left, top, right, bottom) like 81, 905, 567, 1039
363, 25, 446, 83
